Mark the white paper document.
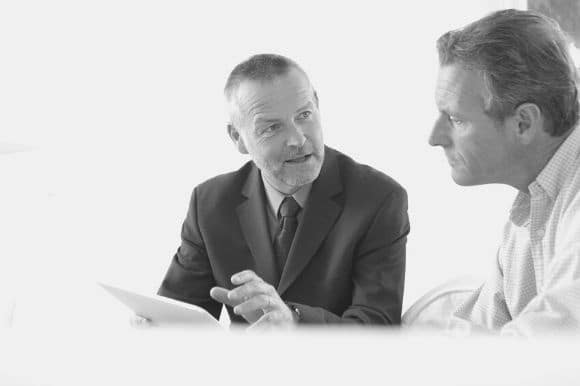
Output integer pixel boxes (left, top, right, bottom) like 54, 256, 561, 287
99, 282, 220, 327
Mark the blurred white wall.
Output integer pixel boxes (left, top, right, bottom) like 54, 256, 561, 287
0, 0, 526, 326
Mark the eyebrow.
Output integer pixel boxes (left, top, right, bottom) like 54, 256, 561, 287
437, 103, 460, 116
254, 101, 314, 125
295, 101, 314, 112
254, 117, 279, 124
437, 107, 451, 116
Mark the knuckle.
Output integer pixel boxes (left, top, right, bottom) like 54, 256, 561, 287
265, 284, 276, 295
249, 281, 261, 292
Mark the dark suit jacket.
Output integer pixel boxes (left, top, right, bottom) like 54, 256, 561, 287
159, 146, 409, 324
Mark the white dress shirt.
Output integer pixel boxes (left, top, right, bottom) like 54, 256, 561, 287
450, 125, 580, 336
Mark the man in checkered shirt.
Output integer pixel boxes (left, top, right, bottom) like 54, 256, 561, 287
429, 9, 580, 336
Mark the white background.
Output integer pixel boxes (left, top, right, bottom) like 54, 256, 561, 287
0, 0, 528, 327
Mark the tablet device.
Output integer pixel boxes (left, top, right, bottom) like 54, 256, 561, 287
99, 282, 220, 327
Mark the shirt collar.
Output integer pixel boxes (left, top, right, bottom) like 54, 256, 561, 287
261, 173, 312, 217
533, 125, 580, 201
509, 191, 531, 226
509, 124, 580, 225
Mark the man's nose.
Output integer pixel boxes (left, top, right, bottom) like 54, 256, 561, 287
428, 116, 451, 147
286, 122, 307, 148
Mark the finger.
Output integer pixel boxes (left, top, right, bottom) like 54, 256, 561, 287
130, 314, 152, 328
233, 294, 274, 316
227, 280, 274, 303
130, 315, 146, 324
231, 270, 263, 285
210, 286, 236, 307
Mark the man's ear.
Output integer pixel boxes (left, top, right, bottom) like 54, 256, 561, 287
511, 103, 542, 145
227, 124, 248, 154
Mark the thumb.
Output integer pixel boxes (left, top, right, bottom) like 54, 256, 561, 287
210, 286, 234, 307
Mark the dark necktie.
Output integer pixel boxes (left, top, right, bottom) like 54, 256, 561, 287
274, 196, 301, 274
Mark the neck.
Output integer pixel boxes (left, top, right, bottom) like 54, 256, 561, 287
511, 132, 570, 193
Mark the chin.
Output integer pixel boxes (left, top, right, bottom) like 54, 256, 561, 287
281, 172, 318, 188
451, 171, 481, 186
281, 165, 321, 187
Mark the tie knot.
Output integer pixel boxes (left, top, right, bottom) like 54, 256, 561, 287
279, 196, 300, 218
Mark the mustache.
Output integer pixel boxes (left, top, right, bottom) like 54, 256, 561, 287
284, 144, 317, 159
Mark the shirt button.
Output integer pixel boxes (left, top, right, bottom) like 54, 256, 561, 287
536, 228, 545, 238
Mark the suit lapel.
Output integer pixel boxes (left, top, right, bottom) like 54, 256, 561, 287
277, 148, 343, 295
236, 165, 279, 286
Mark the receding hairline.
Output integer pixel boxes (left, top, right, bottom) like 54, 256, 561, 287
442, 62, 497, 113
225, 66, 318, 126
229, 67, 311, 98
224, 66, 310, 105
224, 54, 308, 100
436, 63, 498, 123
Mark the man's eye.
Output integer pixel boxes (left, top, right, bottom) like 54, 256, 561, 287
298, 111, 312, 120
263, 124, 280, 133
448, 116, 463, 126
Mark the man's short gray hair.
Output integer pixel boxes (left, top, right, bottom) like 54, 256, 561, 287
224, 54, 317, 109
225, 54, 301, 100
437, 9, 579, 136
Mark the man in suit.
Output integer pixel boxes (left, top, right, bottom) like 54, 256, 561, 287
159, 54, 409, 328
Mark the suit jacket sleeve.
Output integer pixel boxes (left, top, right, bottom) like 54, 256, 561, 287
157, 188, 222, 320
289, 187, 409, 324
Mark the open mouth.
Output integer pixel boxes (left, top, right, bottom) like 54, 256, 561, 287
285, 154, 312, 164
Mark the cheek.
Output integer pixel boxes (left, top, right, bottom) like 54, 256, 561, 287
452, 134, 481, 168
257, 137, 287, 162
459, 136, 500, 171
303, 119, 323, 142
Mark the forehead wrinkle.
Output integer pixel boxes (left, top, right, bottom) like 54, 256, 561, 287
295, 100, 314, 112
232, 70, 316, 126
229, 86, 268, 126
436, 73, 488, 117
251, 89, 313, 120
245, 98, 270, 119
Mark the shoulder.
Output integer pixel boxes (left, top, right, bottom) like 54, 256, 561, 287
327, 147, 409, 238
193, 161, 254, 203
555, 150, 580, 216
329, 147, 407, 202
555, 127, 580, 214
558, 155, 580, 212
550, 152, 580, 251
